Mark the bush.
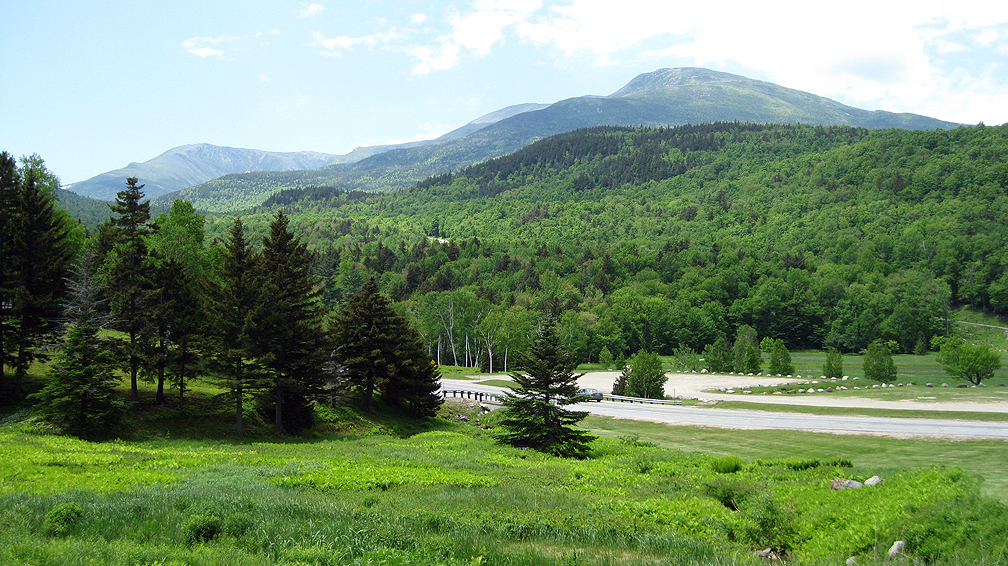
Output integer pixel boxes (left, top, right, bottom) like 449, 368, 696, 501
43, 502, 83, 536
823, 348, 843, 379
738, 490, 797, 552
710, 455, 743, 474
184, 514, 221, 545
863, 340, 897, 383
704, 477, 755, 510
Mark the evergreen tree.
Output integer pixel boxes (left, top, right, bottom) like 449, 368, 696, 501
333, 277, 396, 412
385, 310, 443, 417
863, 340, 897, 383
254, 210, 326, 434
0, 152, 18, 388
31, 252, 122, 439
823, 348, 843, 379
204, 217, 261, 438
9, 157, 73, 399
497, 317, 594, 458
107, 177, 153, 403
333, 276, 442, 416
768, 339, 794, 376
146, 256, 201, 409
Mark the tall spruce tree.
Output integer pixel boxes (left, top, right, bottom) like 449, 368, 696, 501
9, 157, 73, 399
107, 177, 153, 403
333, 277, 397, 412
0, 152, 19, 389
204, 217, 261, 438
254, 211, 325, 434
31, 252, 122, 440
333, 277, 443, 416
497, 317, 594, 458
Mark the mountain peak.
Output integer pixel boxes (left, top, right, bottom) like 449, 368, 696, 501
609, 68, 746, 97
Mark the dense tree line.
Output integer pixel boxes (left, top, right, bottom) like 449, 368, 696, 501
4, 167, 440, 438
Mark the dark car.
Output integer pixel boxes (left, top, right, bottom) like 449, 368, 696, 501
578, 388, 603, 402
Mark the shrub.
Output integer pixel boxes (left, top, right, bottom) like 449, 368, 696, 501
43, 502, 83, 536
864, 339, 897, 383
823, 348, 843, 379
704, 477, 755, 510
184, 514, 221, 545
738, 490, 797, 552
710, 455, 743, 474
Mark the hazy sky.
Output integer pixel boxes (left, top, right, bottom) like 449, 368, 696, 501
3, 1, 1008, 184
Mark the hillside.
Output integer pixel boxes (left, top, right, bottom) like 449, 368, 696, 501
166, 67, 962, 213
64, 144, 338, 201
203, 122, 1008, 365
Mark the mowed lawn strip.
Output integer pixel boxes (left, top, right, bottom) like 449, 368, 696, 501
582, 414, 1008, 504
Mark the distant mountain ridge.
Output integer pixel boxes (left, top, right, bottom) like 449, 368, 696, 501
64, 144, 339, 200
163, 67, 960, 213
65, 104, 551, 202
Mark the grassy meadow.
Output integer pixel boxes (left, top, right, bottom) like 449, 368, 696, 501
2, 365, 1008, 565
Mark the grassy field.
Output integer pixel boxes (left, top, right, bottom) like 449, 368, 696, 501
3, 334, 1008, 566
2, 402, 1008, 566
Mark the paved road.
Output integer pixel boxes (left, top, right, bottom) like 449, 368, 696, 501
440, 379, 1008, 439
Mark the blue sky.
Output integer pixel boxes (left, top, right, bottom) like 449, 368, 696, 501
3, 1, 1008, 184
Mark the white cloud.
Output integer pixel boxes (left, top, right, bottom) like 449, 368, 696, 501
182, 36, 237, 58
313, 29, 399, 56
299, 4, 324, 18
413, 42, 461, 75
409, 0, 540, 73
411, 13, 427, 24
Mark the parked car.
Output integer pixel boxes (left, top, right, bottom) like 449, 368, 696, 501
578, 388, 603, 402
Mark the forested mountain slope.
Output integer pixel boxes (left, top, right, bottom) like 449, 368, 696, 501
210, 122, 1007, 363
164, 68, 960, 213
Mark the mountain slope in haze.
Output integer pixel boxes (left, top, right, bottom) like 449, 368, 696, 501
325, 103, 550, 166
65, 144, 339, 201
163, 67, 963, 213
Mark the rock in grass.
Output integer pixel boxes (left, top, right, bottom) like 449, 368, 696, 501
846, 557, 858, 566
865, 475, 883, 486
830, 478, 864, 490
888, 540, 906, 558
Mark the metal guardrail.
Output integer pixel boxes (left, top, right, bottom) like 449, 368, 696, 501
442, 389, 683, 406
604, 394, 683, 405
442, 389, 505, 404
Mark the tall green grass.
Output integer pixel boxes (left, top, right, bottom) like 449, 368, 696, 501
2, 420, 1007, 565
